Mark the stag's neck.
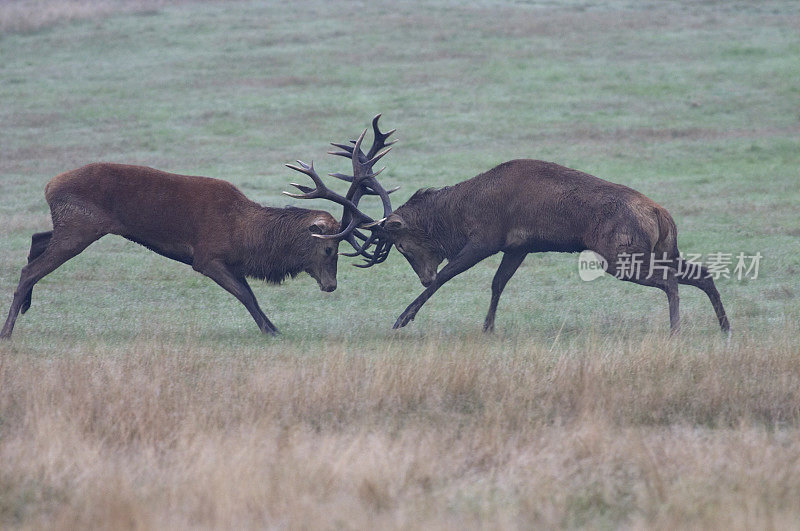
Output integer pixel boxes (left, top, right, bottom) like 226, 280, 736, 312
418, 189, 471, 260
238, 206, 311, 283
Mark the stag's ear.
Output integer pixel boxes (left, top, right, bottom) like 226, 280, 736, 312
384, 214, 405, 231
308, 217, 330, 234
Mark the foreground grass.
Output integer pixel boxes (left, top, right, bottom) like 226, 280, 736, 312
2, 332, 799, 528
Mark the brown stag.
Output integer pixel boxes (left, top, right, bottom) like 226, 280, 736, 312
0, 158, 384, 339
318, 124, 730, 334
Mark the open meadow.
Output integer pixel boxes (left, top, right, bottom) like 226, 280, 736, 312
1, 0, 799, 528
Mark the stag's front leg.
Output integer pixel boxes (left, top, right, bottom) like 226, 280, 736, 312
484, 251, 526, 333
393, 244, 491, 329
193, 259, 278, 336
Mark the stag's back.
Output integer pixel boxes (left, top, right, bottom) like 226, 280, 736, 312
421, 159, 674, 255
45, 162, 257, 247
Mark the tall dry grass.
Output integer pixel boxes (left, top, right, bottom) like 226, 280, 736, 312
1, 331, 800, 528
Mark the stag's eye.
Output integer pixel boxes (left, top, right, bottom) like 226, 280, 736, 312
325, 247, 334, 256
396, 243, 404, 253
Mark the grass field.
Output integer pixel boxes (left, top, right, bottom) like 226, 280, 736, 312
1, 0, 799, 528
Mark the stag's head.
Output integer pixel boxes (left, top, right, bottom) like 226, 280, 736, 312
381, 208, 445, 287
284, 114, 398, 277
303, 212, 341, 292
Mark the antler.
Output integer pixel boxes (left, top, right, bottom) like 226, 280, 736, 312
283, 158, 374, 242
326, 115, 398, 266
329, 113, 397, 220
284, 115, 397, 267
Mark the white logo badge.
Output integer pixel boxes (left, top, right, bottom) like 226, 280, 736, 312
578, 250, 607, 281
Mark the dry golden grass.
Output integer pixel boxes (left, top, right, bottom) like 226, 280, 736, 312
1, 331, 799, 529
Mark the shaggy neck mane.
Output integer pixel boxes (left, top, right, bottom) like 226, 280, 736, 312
242, 206, 315, 283
401, 188, 468, 260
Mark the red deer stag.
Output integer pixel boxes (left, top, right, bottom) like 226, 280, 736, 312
0, 157, 383, 339
322, 126, 730, 334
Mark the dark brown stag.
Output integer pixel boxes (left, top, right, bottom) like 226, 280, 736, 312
321, 123, 730, 334
0, 159, 379, 339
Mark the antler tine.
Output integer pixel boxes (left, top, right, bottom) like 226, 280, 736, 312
328, 172, 353, 182
366, 114, 396, 159
328, 165, 385, 182
328, 172, 398, 195
339, 231, 380, 258
283, 160, 373, 222
286, 183, 314, 194
353, 239, 392, 268
329, 142, 354, 153
366, 185, 399, 196
367, 146, 392, 169
351, 128, 368, 175
283, 160, 327, 199
351, 229, 369, 241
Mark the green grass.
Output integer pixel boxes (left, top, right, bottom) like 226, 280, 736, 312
2, 1, 798, 348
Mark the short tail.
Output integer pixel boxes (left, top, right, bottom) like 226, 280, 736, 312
653, 207, 679, 260
20, 231, 52, 314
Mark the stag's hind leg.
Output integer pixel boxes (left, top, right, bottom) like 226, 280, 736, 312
675, 258, 730, 332
625, 268, 680, 334
600, 246, 681, 334
1, 227, 104, 339
20, 231, 53, 315
1, 195, 114, 339
484, 251, 526, 333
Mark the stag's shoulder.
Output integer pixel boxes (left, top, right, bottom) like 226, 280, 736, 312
487, 159, 600, 182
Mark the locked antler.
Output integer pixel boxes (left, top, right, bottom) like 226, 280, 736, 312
284, 117, 397, 266
325, 114, 398, 266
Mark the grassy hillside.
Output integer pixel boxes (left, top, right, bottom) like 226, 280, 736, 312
1, 0, 799, 528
